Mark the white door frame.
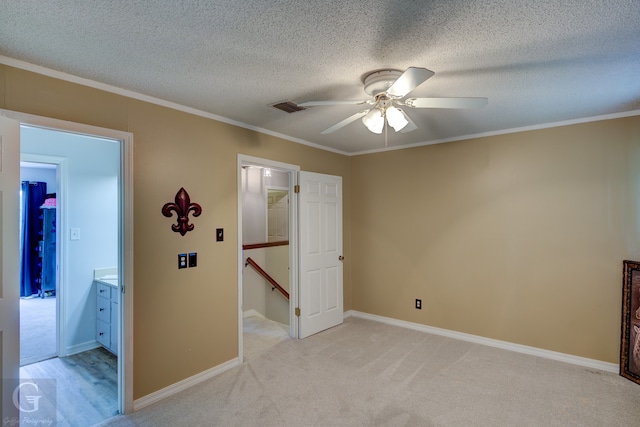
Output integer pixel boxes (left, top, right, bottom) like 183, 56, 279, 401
20, 153, 67, 358
0, 115, 20, 421
2, 109, 134, 414
237, 154, 299, 361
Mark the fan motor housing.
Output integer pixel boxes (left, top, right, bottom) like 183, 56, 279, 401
363, 70, 403, 96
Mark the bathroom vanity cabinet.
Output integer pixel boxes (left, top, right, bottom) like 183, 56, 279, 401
96, 280, 119, 355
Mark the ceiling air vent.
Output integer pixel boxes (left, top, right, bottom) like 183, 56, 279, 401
271, 101, 306, 113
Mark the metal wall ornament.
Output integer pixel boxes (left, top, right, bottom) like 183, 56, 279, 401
162, 187, 202, 236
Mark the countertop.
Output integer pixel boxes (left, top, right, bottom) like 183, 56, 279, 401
95, 278, 118, 288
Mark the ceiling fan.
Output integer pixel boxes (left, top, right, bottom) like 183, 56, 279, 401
299, 67, 487, 135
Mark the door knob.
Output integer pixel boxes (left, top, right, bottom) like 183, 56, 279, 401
338, 256, 344, 261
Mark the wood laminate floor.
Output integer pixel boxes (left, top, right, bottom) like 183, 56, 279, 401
19, 347, 118, 426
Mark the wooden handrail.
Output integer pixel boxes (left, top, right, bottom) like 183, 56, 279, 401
243, 240, 289, 250
244, 257, 289, 300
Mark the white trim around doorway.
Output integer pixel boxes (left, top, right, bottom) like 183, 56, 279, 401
20, 153, 67, 360
2, 108, 134, 414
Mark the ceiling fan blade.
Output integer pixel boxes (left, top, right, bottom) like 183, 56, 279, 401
298, 100, 369, 107
405, 97, 488, 109
397, 109, 417, 133
386, 67, 434, 98
320, 110, 370, 134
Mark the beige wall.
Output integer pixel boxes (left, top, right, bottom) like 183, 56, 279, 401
4, 63, 638, 399
0, 66, 351, 399
351, 116, 640, 363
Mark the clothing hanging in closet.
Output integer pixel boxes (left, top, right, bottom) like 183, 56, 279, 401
20, 181, 47, 297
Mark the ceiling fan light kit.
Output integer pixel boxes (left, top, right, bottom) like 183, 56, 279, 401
385, 106, 409, 131
362, 108, 384, 134
298, 66, 488, 137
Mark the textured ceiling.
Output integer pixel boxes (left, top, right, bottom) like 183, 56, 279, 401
1, 0, 639, 154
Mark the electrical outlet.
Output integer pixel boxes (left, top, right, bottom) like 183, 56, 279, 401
415, 299, 422, 309
178, 253, 187, 269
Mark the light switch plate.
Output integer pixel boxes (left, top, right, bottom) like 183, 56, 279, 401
70, 228, 80, 240
216, 228, 224, 242
188, 252, 197, 267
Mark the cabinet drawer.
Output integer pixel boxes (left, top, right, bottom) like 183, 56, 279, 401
97, 283, 110, 299
97, 295, 110, 323
97, 320, 110, 347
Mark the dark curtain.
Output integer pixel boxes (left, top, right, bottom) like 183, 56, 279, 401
20, 181, 47, 297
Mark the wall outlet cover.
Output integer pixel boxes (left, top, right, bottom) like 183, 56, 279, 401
178, 253, 187, 269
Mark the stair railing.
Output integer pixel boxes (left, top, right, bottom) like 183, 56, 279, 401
243, 240, 290, 301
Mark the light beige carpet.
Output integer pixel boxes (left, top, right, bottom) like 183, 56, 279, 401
20, 295, 57, 365
100, 316, 640, 426
243, 315, 290, 361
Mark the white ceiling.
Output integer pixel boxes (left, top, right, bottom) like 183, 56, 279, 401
1, 0, 639, 155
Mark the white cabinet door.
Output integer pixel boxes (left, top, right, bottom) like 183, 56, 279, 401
298, 172, 343, 339
0, 116, 20, 420
268, 190, 289, 242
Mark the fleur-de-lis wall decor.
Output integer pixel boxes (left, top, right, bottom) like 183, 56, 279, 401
162, 187, 202, 236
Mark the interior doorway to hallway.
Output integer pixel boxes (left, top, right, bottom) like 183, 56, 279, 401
237, 155, 345, 356
238, 155, 300, 362
241, 164, 293, 359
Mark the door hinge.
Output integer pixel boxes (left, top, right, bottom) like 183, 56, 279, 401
295, 307, 301, 317
294, 185, 300, 193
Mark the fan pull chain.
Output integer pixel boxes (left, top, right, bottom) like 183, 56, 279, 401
384, 120, 388, 147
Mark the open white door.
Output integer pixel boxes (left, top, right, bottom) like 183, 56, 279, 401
298, 171, 343, 338
0, 116, 20, 420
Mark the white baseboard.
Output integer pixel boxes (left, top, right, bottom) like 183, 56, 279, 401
243, 309, 264, 319
132, 310, 616, 414
346, 310, 618, 373
133, 358, 240, 411
66, 340, 101, 356
20, 353, 57, 366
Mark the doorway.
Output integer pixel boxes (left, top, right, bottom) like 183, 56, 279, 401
19, 160, 59, 366
18, 125, 121, 424
237, 155, 299, 362
236, 155, 345, 358
241, 165, 292, 359
0, 110, 135, 420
